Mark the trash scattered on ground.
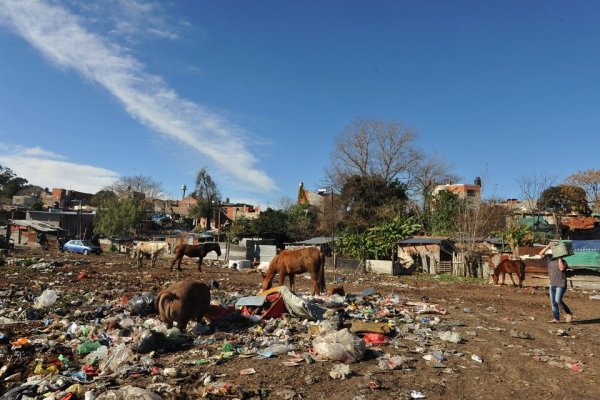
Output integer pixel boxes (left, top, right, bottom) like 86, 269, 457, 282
0, 250, 592, 398
329, 363, 352, 379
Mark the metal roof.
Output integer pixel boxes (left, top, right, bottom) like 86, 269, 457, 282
287, 236, 337, 245
397, 237, 449, 245
9, 219, 61, 232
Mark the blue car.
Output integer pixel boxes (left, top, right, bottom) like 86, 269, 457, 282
62, 240, 103, 255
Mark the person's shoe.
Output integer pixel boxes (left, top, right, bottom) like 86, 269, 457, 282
565, 314, 573, 323
548, 319, 560, 323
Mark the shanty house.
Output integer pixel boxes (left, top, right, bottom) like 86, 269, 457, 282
397, 237, 456, 274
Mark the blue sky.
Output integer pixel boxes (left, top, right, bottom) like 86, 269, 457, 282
0, 0, 598, 208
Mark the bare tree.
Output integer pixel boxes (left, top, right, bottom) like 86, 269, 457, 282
410, 152, 460, 212
565, 169, 600, 213
106, 175, 163, 200
453, 198, 512, 276
277, 195, 295, 210
517, 172, 557, 212
326, 117, 423, 191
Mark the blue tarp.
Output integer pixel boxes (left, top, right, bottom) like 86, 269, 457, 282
571, 240, 600, 252
562, 240, 600, 271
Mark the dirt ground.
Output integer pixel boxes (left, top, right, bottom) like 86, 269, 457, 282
1, 246, 599, 400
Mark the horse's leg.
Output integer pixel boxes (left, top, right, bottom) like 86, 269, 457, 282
501, 272, 506, 285
288, 274, 295, 292
509, 273, 517, 286
198, 256, 203, 272
310, 271, 318, 295
278, 271, 287, 288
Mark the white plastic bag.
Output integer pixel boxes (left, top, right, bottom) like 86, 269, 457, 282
99, 343, 132, 374
312, 328, 365, 363
34, 289, 58, 309
95, 385, 162, 400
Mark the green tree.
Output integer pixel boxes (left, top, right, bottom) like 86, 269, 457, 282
90, 190, 118, 207
94, 197, 144, 238
225, 217, 249, 243
495, 222, 534, 256
539, 185, 591, 215
285, 204, 318, 242
0, 166, 29, 200
337, 215, 421, 260
429, 190, 465, 236
192, 168, 221, 230
340, 174, 408, 230
250, 208, 288, 244
30, 198, 45, 211
2, 177, 29, 198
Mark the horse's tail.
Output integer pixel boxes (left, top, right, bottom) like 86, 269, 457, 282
519, 261, 526, 281
318, 250, 326, 294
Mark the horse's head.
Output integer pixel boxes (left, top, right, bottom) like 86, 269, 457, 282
491, 269, 500, 285
261, 277, 272, 291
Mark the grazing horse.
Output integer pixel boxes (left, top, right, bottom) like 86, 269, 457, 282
170, 242, 221, 272
492, 259, 526, 287
132, 241, 170, 268
261, 247, 326, 295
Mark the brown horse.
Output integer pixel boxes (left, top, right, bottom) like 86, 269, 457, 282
261, 247, 326, 295
169, 242, 221, 272
492, 259, 526, 287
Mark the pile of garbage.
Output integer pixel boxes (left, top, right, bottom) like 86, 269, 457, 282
0, 255, 517, 399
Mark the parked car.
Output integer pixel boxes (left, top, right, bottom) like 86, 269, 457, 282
62, 240, 103, 255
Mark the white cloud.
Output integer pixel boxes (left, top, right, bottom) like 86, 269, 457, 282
0, 145, 119, 193
0, 0, 277, 192
21, 146, 65, 159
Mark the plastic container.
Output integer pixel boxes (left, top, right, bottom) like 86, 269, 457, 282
551, 241, 574, 259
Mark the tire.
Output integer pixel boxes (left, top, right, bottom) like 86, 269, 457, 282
83, 249, 89, 255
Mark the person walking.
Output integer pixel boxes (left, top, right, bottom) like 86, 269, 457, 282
539, 243, 573, 323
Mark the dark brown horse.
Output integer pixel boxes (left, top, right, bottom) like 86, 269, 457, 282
261, 247, 326, 295
169, 242, 221, 272
492, 259, 526, 287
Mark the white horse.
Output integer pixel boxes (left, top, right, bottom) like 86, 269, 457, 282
132, 241, 170, 268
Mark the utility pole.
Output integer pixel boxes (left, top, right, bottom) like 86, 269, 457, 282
330, 189, 336, 277
78, 200, 82, 240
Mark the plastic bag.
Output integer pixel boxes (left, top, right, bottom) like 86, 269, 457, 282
99, 343, 132, 374
312, 328, 365, 363
95, 385, 162, 400
259, 343, 295, 358
34, 289, 58, 309
128, 292, 157, 316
